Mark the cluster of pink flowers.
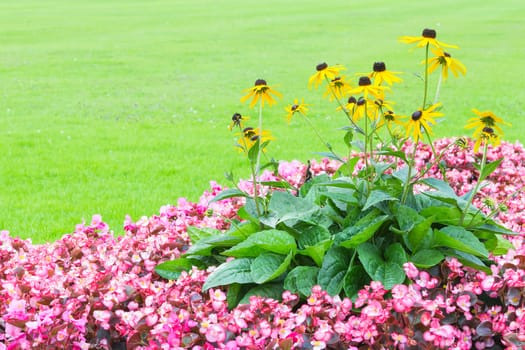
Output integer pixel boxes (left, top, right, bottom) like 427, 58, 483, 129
0, 139, 524, 349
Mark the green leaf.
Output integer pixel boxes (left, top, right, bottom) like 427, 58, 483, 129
394, 205, 424, 232
203, 258, 254, 290
484, 234, 514, 256
407, 216, 434, 252
473, 222, 516, 236
259, 180, 295, 190
297, 223, 331, 249
357, 243, 407, 290
478, 158, 503, 182
297, 239, 333, 267
209, 188, 248, 204
226, 283, 243, 310
155, 258, 204, 280
184, 234, 242, 256
338, 157, 360, 177
238, 283, 284, 305
448, 250, 491, 273
376, 148, 408, 163
187, 226, 220, 243
268, 191, 320, 226
362, 190, 398, 211
226, 221, 260, 239
222, 229, 296, 257
343, 264, 371, 300
315, 152, 345, 163
250, 251, 293, 284
318, 245, 352, 296
410, 249, 445, 268
434, 226, 489, 258
337, 212, 389, 248
420, 206, 463, 226
284, 266, 320, 298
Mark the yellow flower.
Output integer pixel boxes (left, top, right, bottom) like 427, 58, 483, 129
352, 97, 376, 122
240, 79, 282, 108
284, 99, 309, 123
308, 62, 346, 89
426, 48, 466, 79
465, 109, 510, 137
403, 103, 443, 141
236, 127, 274, 153
399, 28, 458, 49
376, 110, 404, 130
323, 76, 352, 101
368, 62, 402, 86
348, 76, 385, 100
337, 96, 357, 114
228, 113, 250, 131
473, 127, 501, 153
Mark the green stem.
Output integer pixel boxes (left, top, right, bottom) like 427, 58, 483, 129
300, 111, 337, 156
252, 102, 264, 218
401, 141, 418, 204
461, 142, 488, 224
325, 76, 363, 134
433, 70, 443, 105
422, 43, 430, 109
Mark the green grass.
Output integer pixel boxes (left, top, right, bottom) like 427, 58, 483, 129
1, 0, 524, 243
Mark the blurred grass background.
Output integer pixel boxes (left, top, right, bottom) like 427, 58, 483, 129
1, 0, 524, 243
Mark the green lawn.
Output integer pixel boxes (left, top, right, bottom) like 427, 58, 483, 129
1, 0, 524, 243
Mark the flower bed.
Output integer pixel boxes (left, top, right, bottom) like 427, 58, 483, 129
0, 139, 524, 349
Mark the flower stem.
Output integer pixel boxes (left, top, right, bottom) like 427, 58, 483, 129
433, 70, 443, 105
401, 141, 419, 204
300, 111, 340, 159
252, 102, 264, 218
422, 43, 430, 109
461, 142, 488, 224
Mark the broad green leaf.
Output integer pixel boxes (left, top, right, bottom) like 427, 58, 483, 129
222, 229, 296, 257
337, 157, 360, 177
203, 258, 254, 290
238, 283, 284, 305
259, 180, 296, 190
209, 188, 247, 204
251, 251, 293, 284
187, 226, 220, 243
337, 213, 389, 248
392, 166, 410, 183
484, 234, 514, 256
184, 234, 242, 256
343, 264, 371, 300
420, 206, 463, 226
407, 216, 434, 252
268, 191, 320, 226
357, 243, 407, 290
478, 158, 503, 182
434, 226, 489, 258
297, 239, 333, 267
376, 148, 408, 163
284, 266, 320, 298
299, 174, 332, 199
318, 245, 352, 296
226, 283, 243, 310
297, 223, 331, 249
362, 190, 398, 211
226, 221, 260, 239
473, 222, 516, 236
394, 205, 424, 232
320, 187, 358, 205
155, 258, 204, 280
410, 249, 445, 268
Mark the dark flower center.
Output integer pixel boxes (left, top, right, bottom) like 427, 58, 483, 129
412, 111, 423, 121
374, 99, 384, 107
358, 76, 372, 86
250, 135, 260, 142
243, 127, 256, 138
444, 52, 451, 57
232, 113, 241, 122
482, 126, 494, 134
422, 28, 437, 38
348, 96, 357, 104
357, 97, 366, 106
384, 111, 395, 121
373, 62, 386, 72
316, 62, 328, 71
254, 79, 267, 86
291, 104, 299, 111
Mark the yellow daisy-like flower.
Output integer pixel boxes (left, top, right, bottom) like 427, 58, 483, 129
399, 28, 458, 49
336, 96, 357, 114
404, 103, 443, 141
465, 109, 511, 137
348, 76, 385, 100
284, 99, 309, 123
352, 97, 376, 122
426, 48, 466, 80
228, 112, 250, 131
369, 62, 402, 86
240, 79, 282, 108
376, 110, 404, 130
308, 62, 346, 89
236, 127, 275, 153
323, 76, 352, 101
473, 127, 501, 153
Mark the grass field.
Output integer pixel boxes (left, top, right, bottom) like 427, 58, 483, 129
1, 0, 524, 243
